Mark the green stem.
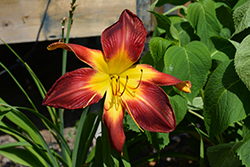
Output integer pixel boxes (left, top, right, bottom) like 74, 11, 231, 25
59, 1, 77, 164
200, 88, 205, 101
191, 122, 204, 167
188, 109, 204, 120
61, 17, 67, 43
61, 1, 75, 75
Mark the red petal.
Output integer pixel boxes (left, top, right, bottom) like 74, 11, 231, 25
101, 9, 147, 74
122, 81, 176, 132
47, 42, 109, 73
103, 87, 125, 153
122, 64, 191, 93
43, 68, 109, 109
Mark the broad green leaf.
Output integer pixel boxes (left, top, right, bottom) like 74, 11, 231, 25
140, 51, 165, 72
174, 21, 199, 46
187, 96, 203, 111
235, 34, 250, 91
215, 2, 234, 34
124, 112, 140, 133
207, 142, 242, 167
237, 116, 250, 166
204, 60, 250, 139
145, 131, 170, 151
164, 41, 211, 101
242, 116, 250, 141
210, 36, 236, 62
150, 11, 179, 42
169, 94, 187, 125
149, 37, 172, 64
220, 28, 231, 39
168, 15, 185, 25
237, 138, 250, 167
187, 0, 222, 45
233, 0, 249, 10
210, 36, 236, 59
140, 51, 154, 67
161, 85, 188, 123
0, 147, 45, 167
233, 0, 250, 35
229, 39, 240, 49
214, 0, 239, 9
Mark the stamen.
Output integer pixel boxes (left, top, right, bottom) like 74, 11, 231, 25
117, 76, 120, 93
123, 100, 144, 132
118, 76, 128, 97
110, 76, 116, 96
128, 69, 143, 90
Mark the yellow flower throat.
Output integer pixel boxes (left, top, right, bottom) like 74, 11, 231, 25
110, 69, 143, 97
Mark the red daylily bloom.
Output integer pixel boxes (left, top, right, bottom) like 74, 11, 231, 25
43, 9, 191, 153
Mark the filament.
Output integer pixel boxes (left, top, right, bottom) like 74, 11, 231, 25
110, 69, 143, 97
127, 69, 143, 90
117, 76, 120, 93
118, 76, 128, 97
122, 99, 144, 132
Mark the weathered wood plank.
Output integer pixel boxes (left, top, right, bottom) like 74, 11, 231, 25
0, 0, 136, 44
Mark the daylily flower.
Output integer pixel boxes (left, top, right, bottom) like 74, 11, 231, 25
43, 9, 191, 153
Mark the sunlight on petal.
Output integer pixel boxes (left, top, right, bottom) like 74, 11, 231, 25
47, 42, 109, 73
101, 9, 147, 74
122, 81, 176, 132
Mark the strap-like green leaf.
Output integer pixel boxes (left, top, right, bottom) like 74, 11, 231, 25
0, 104, 60, 167
0, 147, 45, 167
149, 37, 172, 65
72, 107, 101, 167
